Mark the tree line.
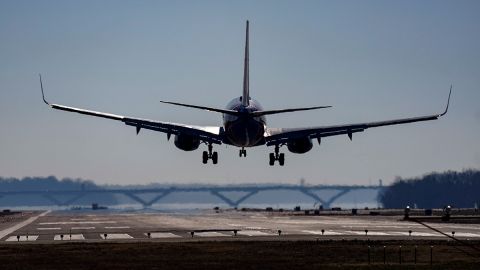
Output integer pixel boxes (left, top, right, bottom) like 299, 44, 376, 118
378, 170, 480, 208
0, 176, 116, 206
0, 176, 99, 191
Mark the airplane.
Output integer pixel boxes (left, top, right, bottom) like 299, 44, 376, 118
39, 20, 452, 166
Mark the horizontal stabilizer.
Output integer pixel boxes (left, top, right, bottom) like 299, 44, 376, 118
160, 100, 240, 116
161, 101, 331, 117
251, 105, 332, 117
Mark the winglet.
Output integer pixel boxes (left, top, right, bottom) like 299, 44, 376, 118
439, 85, 452, 116
39, 74, 50, 105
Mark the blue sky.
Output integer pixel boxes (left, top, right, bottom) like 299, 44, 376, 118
1, 0, 479, 185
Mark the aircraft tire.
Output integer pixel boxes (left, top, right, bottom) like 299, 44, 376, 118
202, 151, 208, 164
279, 153, 285, 166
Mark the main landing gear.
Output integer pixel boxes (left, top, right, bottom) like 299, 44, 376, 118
202, 143, 218, 164
269, 145, 285, 166
239, 147, 247, 157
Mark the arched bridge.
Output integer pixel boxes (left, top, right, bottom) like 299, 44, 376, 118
0, 185, 384, 209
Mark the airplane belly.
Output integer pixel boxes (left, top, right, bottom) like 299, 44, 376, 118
225, 119, 264, 147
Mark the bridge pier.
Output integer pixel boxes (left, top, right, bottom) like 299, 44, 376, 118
43, 194, 62, 206
299, 189, 328, 208
300, 188, 353, 209
210, 191, 236, 207
324, 189, 351, 208
42, 193, 86, 206
210, 190, 259, 208
145, 191, 172, 206
123, 191, 172, 208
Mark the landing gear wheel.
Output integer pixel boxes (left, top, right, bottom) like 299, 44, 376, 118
202, 151, 208, 164
269, 153, 275, 166
202, 143, 218, 164
239, 148, 247, 157
212, 152, 218, 164
278, 153, 285, 166
268, 145, 286, 166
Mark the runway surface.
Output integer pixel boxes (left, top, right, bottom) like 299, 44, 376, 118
1, 209, 480, 243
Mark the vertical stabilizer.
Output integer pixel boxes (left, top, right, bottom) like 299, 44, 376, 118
242, 20, 250, 107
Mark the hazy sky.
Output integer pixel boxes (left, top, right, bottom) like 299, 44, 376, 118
1, 0, 479, 185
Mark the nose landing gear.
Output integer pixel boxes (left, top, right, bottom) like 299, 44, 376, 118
269, 145, 285, 166
202, 143, 218, 164
239, 147, 247, 157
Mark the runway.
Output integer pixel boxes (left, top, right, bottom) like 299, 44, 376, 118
1, 209, 480, 243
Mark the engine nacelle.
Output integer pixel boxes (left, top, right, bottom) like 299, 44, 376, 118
174, 134, 200, 151
287, 137, 313, 154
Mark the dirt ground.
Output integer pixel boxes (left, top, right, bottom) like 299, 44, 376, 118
0, 239, 479, 270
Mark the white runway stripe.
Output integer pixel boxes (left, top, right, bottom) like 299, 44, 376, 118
71, 227, 95, 230
146, 232, 181, 238
410, 232, 442, 237
343, 230, 369, 235
301, 230, 343, 235
360, 231, 391, 236
104, 226, 130, 229
39, 221, 116, 225
54, 234, 85, 240
194, 232, 229, 237
5, 235, 39, 242
301, 230, 448, 237
449, 232, 480, 238
37, 227, 61, 230
387, 231, 411, 236
100, 233, 133, 239
237, 230, 276, 236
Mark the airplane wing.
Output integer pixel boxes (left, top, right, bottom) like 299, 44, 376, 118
39, 76, 223, 144
265, 87, 451, 146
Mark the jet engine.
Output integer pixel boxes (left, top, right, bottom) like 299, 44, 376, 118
174, 134, 200, 151
287, 137, 313, 154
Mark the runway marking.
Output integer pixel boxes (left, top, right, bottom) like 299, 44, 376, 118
146, 232, 181, 238
365, 232, 391, 236
451, 232, 480, 238
387, 231, 411, 236
54, 234, 85, 240
104, 226, 131, 229
37, 227, 61, 230
5, 235, 39, 242
70, 218, 87, 221
245, 226, 267, 230
343, 230, 371, 235
342, 230, 393, 236
411, 232, 442, 237
237, 230, 276, 236
0, 210, 51, 240
301, 230, 343, 236
195, 232, 229, 237
344, 231, 391, 236
100, 233, 133, 240
39, 221, 116, 225
342, 225, 418, 229
71, 227, 95, 230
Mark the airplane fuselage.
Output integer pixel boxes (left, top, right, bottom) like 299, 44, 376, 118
223, 97, 266, 147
